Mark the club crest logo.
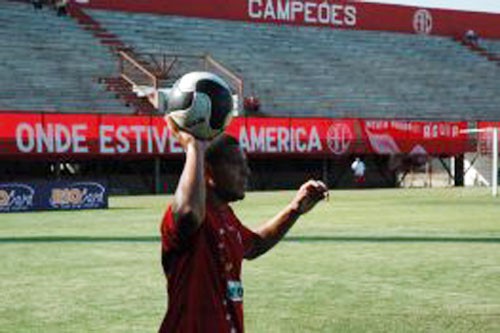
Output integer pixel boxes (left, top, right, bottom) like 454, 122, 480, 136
413, 9, 433, 35
327, 123, 353, 155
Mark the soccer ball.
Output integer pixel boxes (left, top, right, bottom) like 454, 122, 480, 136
166, 71, 234, 140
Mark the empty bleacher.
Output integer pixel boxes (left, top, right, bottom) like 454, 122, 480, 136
0, 1, 127, 113
482, 38, 500, 56
89, 9, 500, 120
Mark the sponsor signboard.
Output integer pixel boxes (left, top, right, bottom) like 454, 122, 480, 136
0, 183, 35, 212
0, 181, 108, 213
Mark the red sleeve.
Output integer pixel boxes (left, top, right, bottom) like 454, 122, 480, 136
235, 219, 259, 257
160, 205, 180, 252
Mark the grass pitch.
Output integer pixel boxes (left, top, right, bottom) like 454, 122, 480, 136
1, 188, 499, 332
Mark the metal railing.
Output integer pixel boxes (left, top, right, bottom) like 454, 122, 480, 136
117, 51, 244, 111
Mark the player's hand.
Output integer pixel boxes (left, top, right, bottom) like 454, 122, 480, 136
164, 114, 209, 151
289, 180, 329, 215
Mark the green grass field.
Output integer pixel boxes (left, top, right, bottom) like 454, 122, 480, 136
1, 188, 499, 332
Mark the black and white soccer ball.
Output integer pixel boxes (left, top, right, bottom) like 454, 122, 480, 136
166, 71, 234, 140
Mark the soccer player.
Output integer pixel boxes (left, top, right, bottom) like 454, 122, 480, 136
159, 115, 329, 333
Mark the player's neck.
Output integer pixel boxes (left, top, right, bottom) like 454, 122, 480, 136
206, 188, 228, 208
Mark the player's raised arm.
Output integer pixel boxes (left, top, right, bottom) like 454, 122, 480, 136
246, 180, 329, 259
166, 115, 209, 238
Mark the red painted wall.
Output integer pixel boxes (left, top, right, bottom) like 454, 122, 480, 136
73, 0, 500, 38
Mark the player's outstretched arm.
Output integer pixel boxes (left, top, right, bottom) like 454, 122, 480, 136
245, 180, 329, 259
166, 115, 209, 239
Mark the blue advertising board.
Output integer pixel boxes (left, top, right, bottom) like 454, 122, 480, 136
0, 181, 108, 213
0, 183, 36, 212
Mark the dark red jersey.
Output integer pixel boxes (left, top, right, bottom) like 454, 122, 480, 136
159, 203, 257, 333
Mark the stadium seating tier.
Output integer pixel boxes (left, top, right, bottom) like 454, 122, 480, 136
0, 2, 128, 113
1, 1, 499, 120
87, 9, 500, 120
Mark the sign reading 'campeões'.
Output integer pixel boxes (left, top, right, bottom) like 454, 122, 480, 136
247, 0, 357, 27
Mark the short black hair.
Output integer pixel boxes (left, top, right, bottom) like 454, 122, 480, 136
205, 134, 240, 166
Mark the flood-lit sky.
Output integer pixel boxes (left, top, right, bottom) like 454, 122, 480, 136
360, 0, 500, 13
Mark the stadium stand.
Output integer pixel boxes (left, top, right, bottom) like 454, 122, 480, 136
482, 38, 500, 58
87, 9, 500, 120
0, 1, 127, 113
453, 32, 500, 64
2, 1, 499, 119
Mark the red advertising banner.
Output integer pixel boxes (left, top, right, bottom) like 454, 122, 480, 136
1, 113, 180, 156
74, 0, 500, 38
361, 120, 468, 155
0, 112, 470, 158
229, 117, 360, 156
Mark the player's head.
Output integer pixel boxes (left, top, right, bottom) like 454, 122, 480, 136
205, 134, 250, 202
